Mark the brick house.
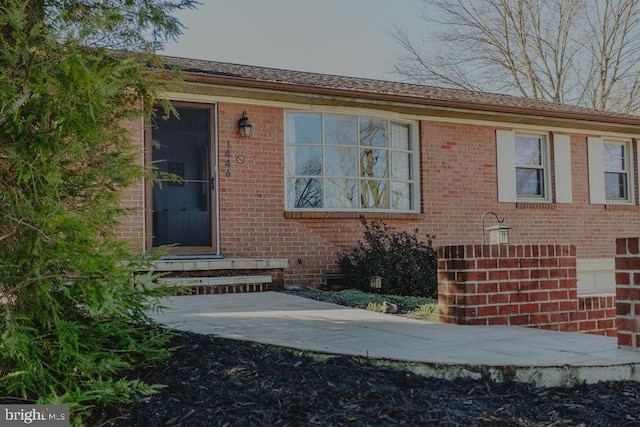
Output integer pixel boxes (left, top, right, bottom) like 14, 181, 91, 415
118, 56, 640, 300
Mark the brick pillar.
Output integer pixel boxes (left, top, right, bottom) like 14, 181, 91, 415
615, 237, 640, 349
438, 244, 578, 331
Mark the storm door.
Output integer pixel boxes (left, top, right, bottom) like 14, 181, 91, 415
148, 104, 218, 253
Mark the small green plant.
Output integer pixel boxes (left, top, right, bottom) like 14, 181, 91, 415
414, 303, 440, 322
338, 217, 438, 298
366, 302, 383, 312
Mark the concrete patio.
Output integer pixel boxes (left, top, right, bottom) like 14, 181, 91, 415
150, 291, 640, 387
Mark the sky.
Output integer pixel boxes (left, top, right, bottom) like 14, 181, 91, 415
162, 0, 433, 82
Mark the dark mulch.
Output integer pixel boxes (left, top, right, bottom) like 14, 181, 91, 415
88, 330, 640, 426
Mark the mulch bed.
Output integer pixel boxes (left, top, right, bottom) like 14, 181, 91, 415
89, 330, 640, 426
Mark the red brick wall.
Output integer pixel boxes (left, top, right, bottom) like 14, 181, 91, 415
115, 115, 145, 252
116, 101, 640, 286
615, 237, 640, 348
216, 104, 431, 285
438, 244, 616, 336
577, 294, 616, 336
421, 123, 640, 259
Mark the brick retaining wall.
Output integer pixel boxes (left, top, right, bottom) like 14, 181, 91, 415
438, 244, 616, 336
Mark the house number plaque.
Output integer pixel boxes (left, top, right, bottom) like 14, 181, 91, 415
224, 140, 231, 177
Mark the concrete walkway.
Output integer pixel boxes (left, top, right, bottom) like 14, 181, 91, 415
151, 292, 640, 387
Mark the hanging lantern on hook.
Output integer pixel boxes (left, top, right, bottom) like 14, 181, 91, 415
238, 111, 253, 137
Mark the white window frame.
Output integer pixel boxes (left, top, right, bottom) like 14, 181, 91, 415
514, 133, 548, 199
497, 130, 556, 203
284, 111, 420, 213
588, 137, 635, 205
603, 141, 631, 202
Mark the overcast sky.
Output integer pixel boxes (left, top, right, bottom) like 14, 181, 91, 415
162, 0, 433, 82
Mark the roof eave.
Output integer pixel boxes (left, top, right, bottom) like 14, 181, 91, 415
180, 72, 640, 132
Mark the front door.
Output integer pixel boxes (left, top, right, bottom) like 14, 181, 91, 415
147, 103, 218, 254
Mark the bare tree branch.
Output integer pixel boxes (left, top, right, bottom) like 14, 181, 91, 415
392, 0, 640, 114
0, 228, 16, 243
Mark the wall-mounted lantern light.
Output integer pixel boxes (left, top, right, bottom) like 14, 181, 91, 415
238, 111, 253, 137
481, 211, 511, 245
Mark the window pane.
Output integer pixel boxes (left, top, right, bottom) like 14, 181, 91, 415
325, 115, 357, 145
288, 113, 321, 144
391, 122, 410, 150
361, 179, 389, 208
326, 179, 358, 208
516, 167, 544, 197
287, 146, 321, 176
359, 117, 387, 147
391, 152, 410, 180
288, 178, 323, 208
603, 143, 625, 171
515, 136, 542, 166
360, 148, 388, 178
391, 182, 412, 210
325, 146, 357, 177
605, 172, 627, 199
284, 112, 416, 212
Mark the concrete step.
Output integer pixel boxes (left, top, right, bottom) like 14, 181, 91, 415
157, 275, 274, 295
151, 258, 288, 272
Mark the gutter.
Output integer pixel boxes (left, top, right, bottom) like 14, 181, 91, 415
181, 72, 640, 129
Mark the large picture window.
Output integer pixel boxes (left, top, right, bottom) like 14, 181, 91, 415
285, 113, 417, 211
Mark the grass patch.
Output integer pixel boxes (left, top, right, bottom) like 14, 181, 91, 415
282, 288, 439, 322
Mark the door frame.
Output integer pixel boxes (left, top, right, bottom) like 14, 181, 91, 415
144, 101, 220, 256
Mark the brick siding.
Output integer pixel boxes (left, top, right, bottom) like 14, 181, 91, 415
421, 123, 640, 260
115, 102, 640, 287
214, 104, 441, 286
114, 115, 145, 252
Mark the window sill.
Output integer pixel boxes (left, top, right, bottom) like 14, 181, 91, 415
577, 292, 615, 297
516, 202, 555, 210
283, 211, 423, 220
604, 204, 639, 211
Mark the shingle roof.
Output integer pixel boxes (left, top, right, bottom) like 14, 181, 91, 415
162, 55, 640, 124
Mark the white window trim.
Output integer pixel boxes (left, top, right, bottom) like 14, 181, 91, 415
284, 111, 420, 213
496, 130, 553, 203
588, 137, 635, 205
496, 130, 517, 202
553, 134, 572, 203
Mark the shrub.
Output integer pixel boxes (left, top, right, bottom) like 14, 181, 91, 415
337, 217, 438, 298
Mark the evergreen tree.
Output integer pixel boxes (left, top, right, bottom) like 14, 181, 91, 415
0, 0, 197, 422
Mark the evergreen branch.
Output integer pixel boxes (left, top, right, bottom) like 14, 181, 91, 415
0, 91, 33, 127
